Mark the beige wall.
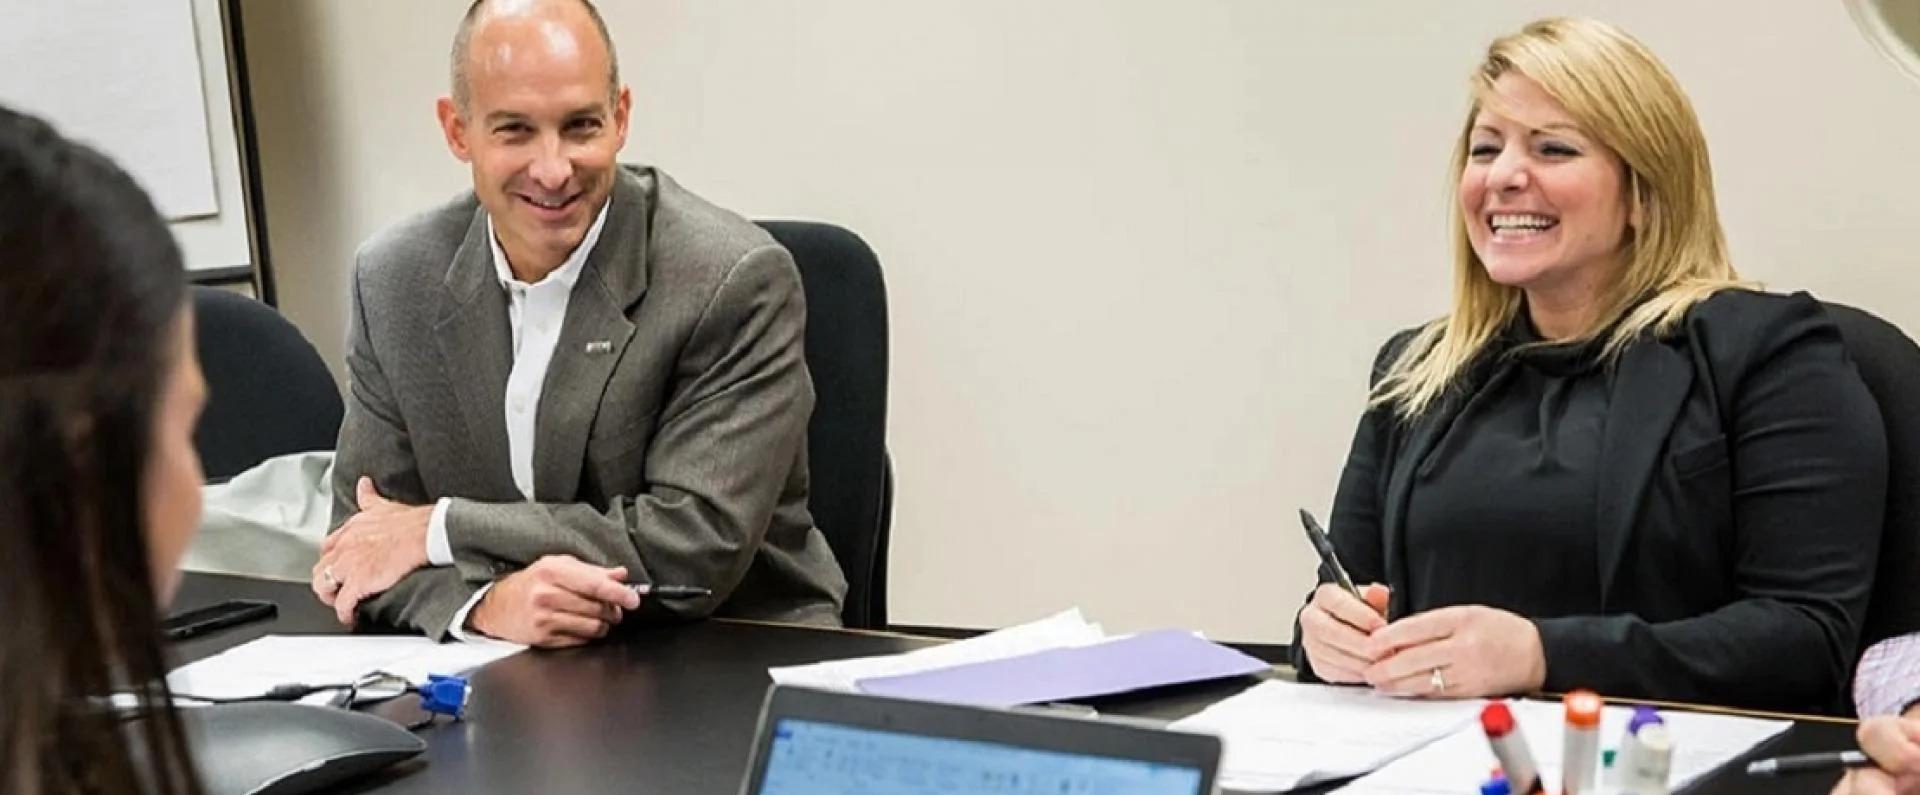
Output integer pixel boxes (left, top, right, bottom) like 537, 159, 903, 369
241, 1, 1920, 641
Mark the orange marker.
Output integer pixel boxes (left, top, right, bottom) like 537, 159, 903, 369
1562, 690, 1603, 794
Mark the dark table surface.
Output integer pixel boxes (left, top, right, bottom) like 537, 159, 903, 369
169, 572, 1858, 794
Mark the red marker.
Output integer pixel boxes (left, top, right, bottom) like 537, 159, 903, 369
1480, 702, 1546, 794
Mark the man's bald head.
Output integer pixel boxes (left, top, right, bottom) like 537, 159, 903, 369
436, 0, 631, 280
449, 0, 619, 115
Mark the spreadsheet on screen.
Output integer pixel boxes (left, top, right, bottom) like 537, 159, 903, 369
755, 719, 1205, 795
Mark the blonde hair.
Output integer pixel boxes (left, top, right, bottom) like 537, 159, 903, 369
1373, 17, 1746, 418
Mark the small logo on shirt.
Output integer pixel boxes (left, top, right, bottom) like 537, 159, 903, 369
584, 340, 613, 355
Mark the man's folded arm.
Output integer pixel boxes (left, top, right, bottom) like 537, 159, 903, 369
332, 256, 487, 638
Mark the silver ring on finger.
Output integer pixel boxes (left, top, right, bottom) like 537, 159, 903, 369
323, 566, 342, 592
1429, 666, 1447, 695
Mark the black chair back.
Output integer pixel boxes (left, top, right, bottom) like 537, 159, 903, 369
1826, 302, 1920, 660
759, 221, 893, 629
192, 287, 344, 481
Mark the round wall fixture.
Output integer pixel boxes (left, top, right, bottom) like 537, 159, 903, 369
1847, 0, 1920, 84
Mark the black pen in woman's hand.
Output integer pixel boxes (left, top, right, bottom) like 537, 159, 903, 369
630, 584, 713, 599
1745, 750, 1869, 776
1298, 508, 1363, 602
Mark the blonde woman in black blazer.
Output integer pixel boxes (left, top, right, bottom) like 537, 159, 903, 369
1291, 18, 1886, 715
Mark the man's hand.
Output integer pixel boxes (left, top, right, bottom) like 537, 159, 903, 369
312, 476, 433, 627
467, 555, 642, 648
1361, 605, 1546, 699
1834, 713, 1920, 795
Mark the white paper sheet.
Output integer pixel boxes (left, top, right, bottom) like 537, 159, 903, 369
768, 608, 1106, 691
1339, 698, 1790, 794
167, 634, 524, 704
1169, 681, 1482, 792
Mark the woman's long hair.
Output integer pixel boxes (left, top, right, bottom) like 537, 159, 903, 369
0, 107, 200, 793
1373, 17, 1747, 418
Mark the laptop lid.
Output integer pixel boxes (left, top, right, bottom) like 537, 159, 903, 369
739, 685, 1221, 795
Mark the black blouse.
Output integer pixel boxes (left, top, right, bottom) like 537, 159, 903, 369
1404, 319, 1610, 618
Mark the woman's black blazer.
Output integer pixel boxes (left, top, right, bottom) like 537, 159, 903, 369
1292, 289, 1888, 714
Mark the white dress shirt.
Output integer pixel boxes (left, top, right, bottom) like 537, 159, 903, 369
430, 199, 612, 640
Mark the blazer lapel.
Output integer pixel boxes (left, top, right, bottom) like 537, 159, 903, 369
532, 169, 653, 500
432, 209, 518, 496
1593, 339, 1693, 608
1379, 367, 1487, 620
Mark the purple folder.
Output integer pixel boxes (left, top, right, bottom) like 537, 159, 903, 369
854, 629, 1268, 707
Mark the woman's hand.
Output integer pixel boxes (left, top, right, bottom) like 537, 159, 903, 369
1361, 605, 1545, 698
1298, 583, 1391, 684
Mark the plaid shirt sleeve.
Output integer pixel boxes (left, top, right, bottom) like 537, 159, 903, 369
1856, 634, 1920, 717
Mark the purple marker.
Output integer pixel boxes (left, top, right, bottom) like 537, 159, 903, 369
1613, 706, 1664, 788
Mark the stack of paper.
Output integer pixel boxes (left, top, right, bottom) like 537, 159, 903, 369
1170, 681, 1484, 792
1339, 698, 1790, 794
168, 634, 525, 705
858, 629, 1268, 707
769, 609, 1268, 707
769, 609, 1108, 692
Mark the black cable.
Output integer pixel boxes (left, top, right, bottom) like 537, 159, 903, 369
158, 670, 465, 731
172, 682, 356, 704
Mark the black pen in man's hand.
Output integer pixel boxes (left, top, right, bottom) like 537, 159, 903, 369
1745, 750, 1869, 777
630, 584, 713, 600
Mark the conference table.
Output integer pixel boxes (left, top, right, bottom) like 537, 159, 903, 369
171, 572, 1857, 794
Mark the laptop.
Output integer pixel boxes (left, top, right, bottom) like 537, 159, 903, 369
739, 685, 1222, 795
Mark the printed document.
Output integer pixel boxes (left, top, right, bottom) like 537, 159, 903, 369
1169, 680, 1482, 791
168, 634, 524, 704
1340, 697, 1789, 794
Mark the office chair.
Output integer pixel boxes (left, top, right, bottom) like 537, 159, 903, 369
758, 221, 894, 630
1825, 302, 1920, 675
192, 287, 345, 482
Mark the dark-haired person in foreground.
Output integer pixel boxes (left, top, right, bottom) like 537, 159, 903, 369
0, 106, 209, 793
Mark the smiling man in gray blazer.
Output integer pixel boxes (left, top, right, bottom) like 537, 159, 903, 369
309, 0, 846, 646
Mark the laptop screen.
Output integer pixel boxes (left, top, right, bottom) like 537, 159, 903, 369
755, 718, 1207, 795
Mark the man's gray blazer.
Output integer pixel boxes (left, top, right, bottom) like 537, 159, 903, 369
330, 165, 848, 639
